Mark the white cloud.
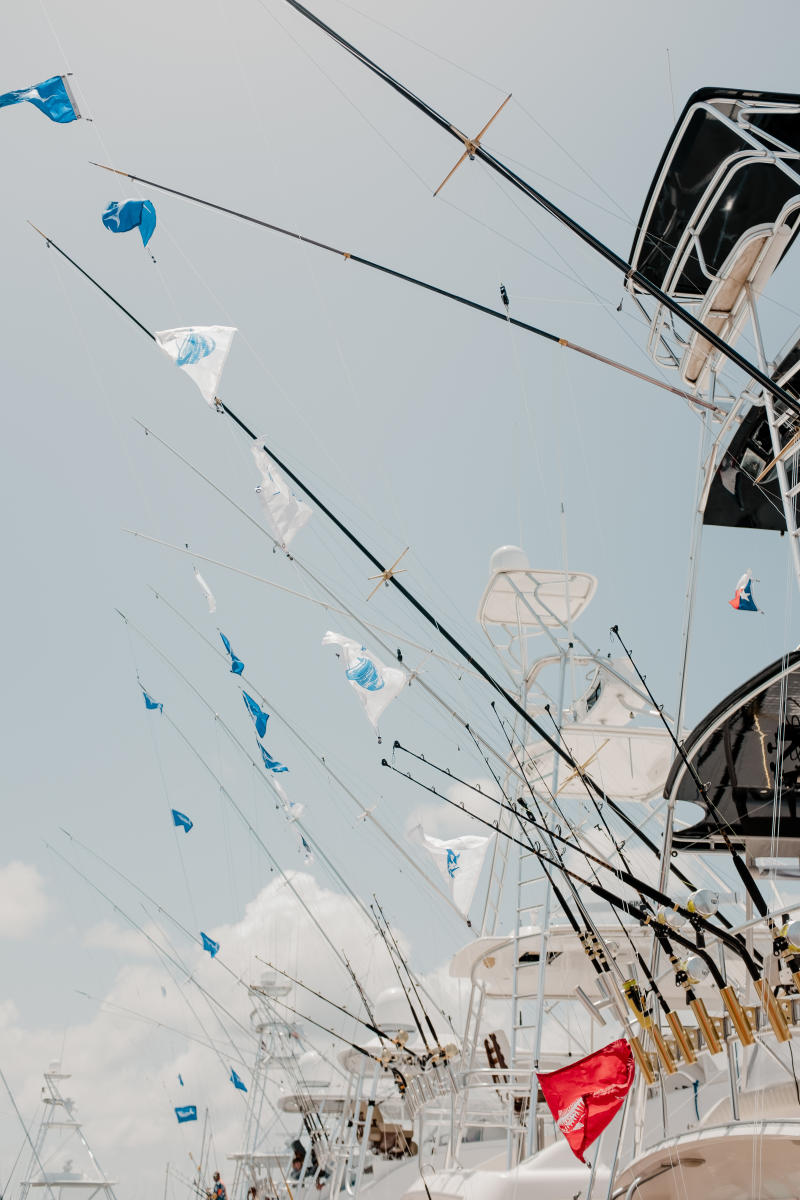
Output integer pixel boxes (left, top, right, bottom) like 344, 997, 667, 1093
83, 920, 158, 957
0, 861, 49, 938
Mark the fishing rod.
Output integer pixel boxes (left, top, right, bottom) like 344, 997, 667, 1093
90, 161, 719, 415
369, 900, 432, 1053
383, 751, 766, 1052
609, 624, 799, 1034
281, 0, 800, 422
256, 957, 424, 1062
257, 989, 409, 1096
372, 894, 443, 1051
29, 227, 678, 870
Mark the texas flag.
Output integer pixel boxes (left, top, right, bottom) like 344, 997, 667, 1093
729, 569, 759, 612
537, 1038, 634, 1162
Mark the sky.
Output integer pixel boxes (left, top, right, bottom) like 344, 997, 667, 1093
3, 0, 800, 1197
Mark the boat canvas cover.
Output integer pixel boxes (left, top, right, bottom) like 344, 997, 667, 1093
665, 650, 800, 851
629, 87, 800, 296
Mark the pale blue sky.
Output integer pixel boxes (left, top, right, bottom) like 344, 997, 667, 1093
2, 0, 800, 1194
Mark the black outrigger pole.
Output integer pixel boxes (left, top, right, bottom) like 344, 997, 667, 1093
28, 224, 668, 877
280, 0, 800, 422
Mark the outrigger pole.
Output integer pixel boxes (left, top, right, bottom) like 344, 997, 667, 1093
90, 162, 720, 413
280, 0, 800, 421
28, 224, 668, 870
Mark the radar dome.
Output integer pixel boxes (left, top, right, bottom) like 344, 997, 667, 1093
374, 986, 416, 1035
489, 546, 530, 575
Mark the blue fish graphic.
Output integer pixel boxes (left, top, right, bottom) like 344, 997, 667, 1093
446, 849, 460, 878
176, 331, 216, 367
346, 655, 384, 692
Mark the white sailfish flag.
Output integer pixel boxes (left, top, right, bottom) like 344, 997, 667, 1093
408, 825, 491, 915
193, 567, 216, 613
251, 443, 312, 548
155, 326, 237, 405
322, 632, 406, 731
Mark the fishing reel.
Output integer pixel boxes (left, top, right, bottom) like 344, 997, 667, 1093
390, 1067, 407, 1096
686, 890, 720, 918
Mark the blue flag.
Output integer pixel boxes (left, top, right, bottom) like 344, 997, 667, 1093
220, 633, 244, 675
174, 1105, 197, 1123
242, 692, 268, 738
0, 75, 79, 123
259, 743, 288, 774
102, 199, 156, 246
230, 1069, 247, 1092
142, 689, 163, 713
178, 1074, 184, 1086
171, 809, 193, 833
200, 932, 219, 958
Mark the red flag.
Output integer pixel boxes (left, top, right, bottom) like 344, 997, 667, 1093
537, 1038, 634, 1162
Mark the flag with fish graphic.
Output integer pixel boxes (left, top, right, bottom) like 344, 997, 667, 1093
0, 75, 79, 123
155, 326, 236, 405
102, 199, 156, 246
728, 569, 761, 612
537, 1039, 634, 1162
407, 824, 490, 914
322, 632, 405, 731
251, 442, 312, 549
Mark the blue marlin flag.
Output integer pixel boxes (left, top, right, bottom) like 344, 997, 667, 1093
259, 744, 288, 774
142, 689, 163, 712
230, 1069, 247, 1092
102, 199, 156, 246
200, 932, 219, 958
220, 633, 244, 675
171, 809, 193, 833
174, 1105, 197, 1123
0, 75, 79, 123
242, 692, 268, 738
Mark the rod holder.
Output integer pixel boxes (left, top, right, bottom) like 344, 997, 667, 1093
792, 970, 800, 995
690, 997, 722, 1054
666, 1010, 696, 1064
651, 1027, 677, 1074
628, 1034, 655, 1085
754, 977, 792, 1042
720, 986, 755, 1047
622, 979, 652, 1031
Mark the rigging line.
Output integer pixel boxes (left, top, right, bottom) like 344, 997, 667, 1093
372, 894, 440, 1046
279, 0, 800, 421
369, 901, 432, 1053
32, 227, 659, 840
131, 532, 483, 680
92, 164, 716, 412
124, 596, 467, 924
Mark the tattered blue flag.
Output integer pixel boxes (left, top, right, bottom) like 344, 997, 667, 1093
220, 632, 244, 675
102, 199, 157, 246
200, 932, 219, 958
178, 1074, 184, 1086
0, 75, 79, 123
171, 809, 193, 833
230, 1069, 247, 1092
175, 1105, 197, 1123
300, 836, 314, 864
259, 743, 288, 774
242, 692, 268, 738
142, 688, 163, 713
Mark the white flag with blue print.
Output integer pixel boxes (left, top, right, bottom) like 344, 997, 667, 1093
322, 631, 406, 731
408, 824, 491, 915
155, 326, 237, 405
252, 443, 312, 548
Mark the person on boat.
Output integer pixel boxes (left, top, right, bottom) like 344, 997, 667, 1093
289, 1142, 306, 1181
210, 1172, 227, 1200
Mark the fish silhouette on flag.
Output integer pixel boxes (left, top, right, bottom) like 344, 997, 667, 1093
174, 1105, 197, 1123
0, 75, 79, 123
155, 326, 236, 406
729, 569, 760, 612
242, 692, 268, 738
537, 1039, 634, 1162
220, 633, 244, 675
259, 743, 288, 774
102, 199, 156, 246
408, 825, 490, 915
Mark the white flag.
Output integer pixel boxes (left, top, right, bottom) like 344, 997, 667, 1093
155, 326, 237, 405
193, 568, 216, 614
408, 824, 491, 915
322, 631, 405, 731
271, 777, 304, 822
251, 443, 312, 548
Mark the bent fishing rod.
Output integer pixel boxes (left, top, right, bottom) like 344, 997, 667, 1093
282, 0, 800, 422
29, 226, 655, 858
90, 162, 718, 414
